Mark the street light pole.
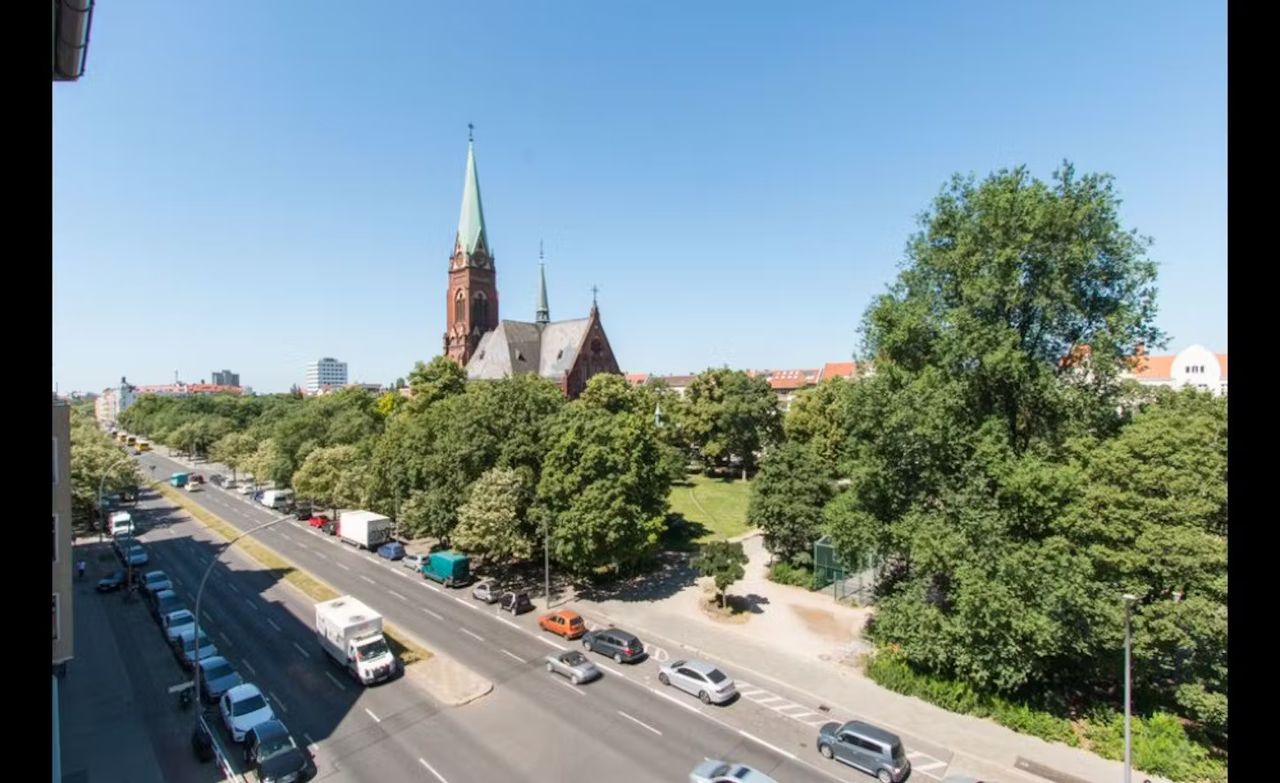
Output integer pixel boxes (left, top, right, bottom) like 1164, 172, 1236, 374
191, 516, 289, 724
543, 520, 551, 611
1123, 593, 1138, 783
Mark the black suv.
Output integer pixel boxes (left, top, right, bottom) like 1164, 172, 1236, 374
582, 627, 646, 663
500, 592, 534, 615
244, 719, 310, 782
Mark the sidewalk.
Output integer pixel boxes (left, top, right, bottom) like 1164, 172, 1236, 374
570, 533, 1168, 783
60, 537, 223, 783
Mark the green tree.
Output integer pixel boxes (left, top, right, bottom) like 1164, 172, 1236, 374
747, 440, 833, 565
452, 467, 536, 563
534, 375, 671, 577
291, 445, 368, 514
209, 432, 257, 483
784, 376, 857, 477
691, 540, 749, 607
406, 356, 467, 412
68, 410, 140, 529
682, 368, 781, 475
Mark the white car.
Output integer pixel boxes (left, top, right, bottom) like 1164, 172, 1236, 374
220, 683, 276, 743
658, 659, 738, 705
141, 570, 172, 594
402, 553, 429, 571
689, 760, 778, 783
162, 609, 197, 642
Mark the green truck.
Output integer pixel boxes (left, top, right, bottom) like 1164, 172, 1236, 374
420, 551, 470, 588
170, 472, 189, 488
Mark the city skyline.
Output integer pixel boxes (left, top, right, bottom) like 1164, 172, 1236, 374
53, 2, 1225, 394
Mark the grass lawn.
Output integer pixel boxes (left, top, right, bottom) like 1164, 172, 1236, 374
665, 474, 755, 547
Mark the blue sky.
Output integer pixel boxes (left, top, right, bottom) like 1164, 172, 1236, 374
53, 2, 1226, 394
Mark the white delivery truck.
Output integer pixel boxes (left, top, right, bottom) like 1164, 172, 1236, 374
259, 489, 294, 510
314, 596, 398, 685
108, 511, 134, 536
337, 510, 392, 550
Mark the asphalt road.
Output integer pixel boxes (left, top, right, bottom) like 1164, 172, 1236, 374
137, 451, 907, 783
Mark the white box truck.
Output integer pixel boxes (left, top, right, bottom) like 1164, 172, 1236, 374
337, 510, 392, 550
260, 489, 293, 510
314, 596, 397, 685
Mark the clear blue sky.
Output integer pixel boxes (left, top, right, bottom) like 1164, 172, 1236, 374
53, 2, 1226, 394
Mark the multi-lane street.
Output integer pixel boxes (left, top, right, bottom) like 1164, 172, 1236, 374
134, 450, 947, 783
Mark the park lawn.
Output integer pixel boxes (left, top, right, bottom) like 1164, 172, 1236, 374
667, 475, 755, 544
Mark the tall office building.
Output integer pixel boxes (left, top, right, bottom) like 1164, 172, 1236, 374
305, 357, 348, 393
211, 369, 240, 386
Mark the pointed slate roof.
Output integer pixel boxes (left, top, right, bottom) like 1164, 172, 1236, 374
536, 257, 550, 325
456, 139, 489, 255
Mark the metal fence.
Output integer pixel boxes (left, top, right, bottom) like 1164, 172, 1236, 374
813, 535, 880, 604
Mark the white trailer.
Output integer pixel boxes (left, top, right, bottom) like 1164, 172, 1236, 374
337, 510, 392, 550
259, 489, 293, 510
314, 596, 397, 685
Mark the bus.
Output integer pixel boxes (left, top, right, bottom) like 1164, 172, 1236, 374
137, 441, 151, 453
126, 435, 138, 447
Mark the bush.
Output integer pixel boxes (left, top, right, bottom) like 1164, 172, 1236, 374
865, 648, 1225, 782
768, 561, 813, 588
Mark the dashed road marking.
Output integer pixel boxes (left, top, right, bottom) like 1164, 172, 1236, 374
365, 708, 381, 722
388, 590, 407, 601
538, 636, 567, 651
338, 563, 351, 571
245, 599, 257, 612
270, 691, 288, 713
242, 659, 257, 676
501, 649, 525, 663
553, 678, 585, 696
738, 729, 795, 760
219, 631, 233, 645
266, 618, 282, 632
461, 628, 484, 642
421, 607, 443, 620
325, 672, 347, 690
314, 553, 328, 561
418, 757, 448, 783
293, 642, 312, 659
617, 710, 662, 736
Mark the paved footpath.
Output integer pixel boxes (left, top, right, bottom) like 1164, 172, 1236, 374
570, 534, 1171, 783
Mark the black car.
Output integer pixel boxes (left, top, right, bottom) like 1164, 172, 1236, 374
500, 592, 534, 615
244, 719, 310, 783
293, 503, 313, 520
582, 627, 646, 663
209, 474, 225, 487
96, 570, 126, 593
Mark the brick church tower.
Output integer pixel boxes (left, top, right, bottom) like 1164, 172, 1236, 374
443, 129, 499, 365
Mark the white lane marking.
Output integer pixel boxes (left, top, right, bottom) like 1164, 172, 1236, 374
738, 729, 796, 760
913, 760, 947, 772
242, 659, 257, 676
270, 691, 288, 713
293, 642, 312, 659
226, 582, 241, 594
617, 710, 663, 736
314, 552, 328, 561
298, 543, 310, 551
654, 687, 703, 715
325, 672, 347, 690
360, 575, 376, 584
755, 695, 785, 704
395, 569, 412, 579
219, 631, 233, 645
388, 590, 407, 601
553, 678, 586, 696
421, 607, 443, 620
419, 581, 441, 593
365, 708, 381, 723
266, 618, 282, 632
495, 615, 522, 631
453, 597, 470, 607
302, 732, 317, 751
538, 636, 567, 651
245, 599, 257, 612
500, 649, 525, 663
460, 628, 484, 642
418, 757, 448, 783
338, 563, 351, 571
739, 689, 767, 698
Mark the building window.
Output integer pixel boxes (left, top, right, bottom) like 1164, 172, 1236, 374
454, 290, 465, 322
472, 292, 488, 327
52, 594, 60, 641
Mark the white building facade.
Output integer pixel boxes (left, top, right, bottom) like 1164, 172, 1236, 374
305, 358, 348, 394
1126, 344, 1228, 397
93, 377, 137, 428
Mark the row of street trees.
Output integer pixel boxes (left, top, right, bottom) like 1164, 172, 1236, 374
746, 163, 1227, 761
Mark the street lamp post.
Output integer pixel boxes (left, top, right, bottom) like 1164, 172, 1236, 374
543, 520, 552, 611
190, 516, 289, 725
1123, 593, 1138, 783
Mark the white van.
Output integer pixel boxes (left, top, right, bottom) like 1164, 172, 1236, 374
108, 511, 134, 536
260, 489, 294, 510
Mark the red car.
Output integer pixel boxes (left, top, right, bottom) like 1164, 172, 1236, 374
307, 515, 336, 535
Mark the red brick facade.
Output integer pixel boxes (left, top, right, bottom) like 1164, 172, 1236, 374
561, 307, 621, 399
443, 236, 500, 366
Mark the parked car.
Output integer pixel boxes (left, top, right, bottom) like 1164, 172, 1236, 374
658, 659, 737, 705
220, 683, 276, 743
150, 589, 184, 622
163, 609, 198, 643
96, 570, 126, 593
539, 610, 587, 639
293, 502, 313, 520
308, 515, 336, 535
125, 544, 149, 567
243, 719, 310, 783
815, 720, 910, 783
238, 482, 257, 495
141, 570, 172, 595
196, 656, 244, 704
403, 553, 429, 572
501, 592, 534, 615
173, 627, 219, 670
471, 580, 500, 604
376, 541, 406, 561
544, 650, 601, 685
582, 627, 645, 663
689, 760, 778, 783
209, 474, 225, 487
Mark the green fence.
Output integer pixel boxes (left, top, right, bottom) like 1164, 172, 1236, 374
813, 535, 880, 603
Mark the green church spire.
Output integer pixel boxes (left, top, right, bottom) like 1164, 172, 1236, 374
456, 125, 489, 256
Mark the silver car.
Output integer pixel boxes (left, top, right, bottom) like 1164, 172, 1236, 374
403, 553, 429, 571
658, 659, 737, 705
689, 759, 778, 783
544, 650, 600, 685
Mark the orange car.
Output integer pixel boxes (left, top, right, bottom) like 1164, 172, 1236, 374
539, 610, 587, 640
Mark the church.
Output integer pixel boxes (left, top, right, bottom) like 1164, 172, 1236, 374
441, 132, 621, 399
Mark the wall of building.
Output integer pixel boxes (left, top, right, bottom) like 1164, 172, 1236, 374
52, 401, 73, 667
